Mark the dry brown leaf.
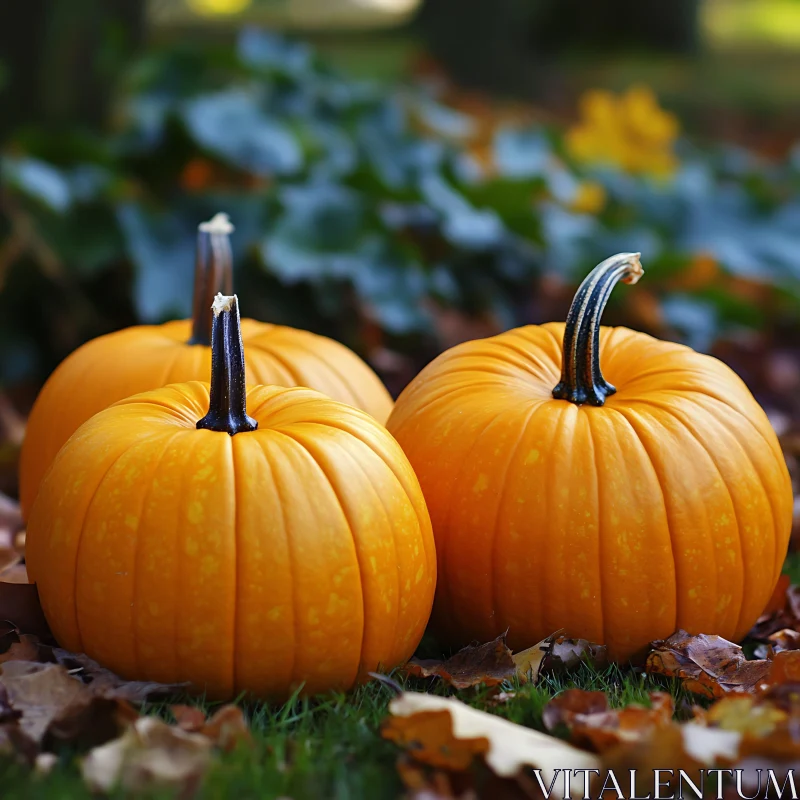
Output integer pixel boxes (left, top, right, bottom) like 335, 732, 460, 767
404, 634, 517, 689
0, 660, 137, 751
749, 581, 800, 641
0, 634, 40, 664
646, 631, 771, 698
599, 724, 739, 798
171, 704, 207, 731
543, 638, 608, 673
405, 634, 551, 689
81, 716, 213, 795
383, 691, 599, 796
0, 661, 91, 744
201, 705, 252, 753
754, 628, 800, 659
48, 648, 189, 702
396, 757, 480, 800
543, 689, 673, 753
172, 704, 252, 753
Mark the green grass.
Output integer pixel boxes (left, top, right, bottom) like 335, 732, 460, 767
4, 554, 799, 798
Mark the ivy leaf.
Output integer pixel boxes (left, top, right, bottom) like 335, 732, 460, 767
2, 158, 71, 212
181, 90, 303, 177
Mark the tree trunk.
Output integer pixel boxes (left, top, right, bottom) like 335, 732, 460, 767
1, 0, 145, 138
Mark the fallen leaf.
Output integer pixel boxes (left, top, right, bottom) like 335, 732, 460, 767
705, 695, 786, 738
646, 631, 771, 698
0, 634, 40, 664
0, 661, 135, 749
404, 634, 516, 689
200, 705, 252, 753
396, 757, 480, 799
0, 720, 37, 763
510, 638, 550, 684
749, 582, 800, 641
600, 724, 738, 799
171, 704, 207, 731
0, 564, 31, 584
761, 649, 800, 687
383, 691, 599, 796
754, 628, 800, 659
0, 661, 91, 744
485, 691, 516, 708
405, 634, 552, 689
48, 648, 188, 701
543, 689, 673, 753
0, 582, 51, 640
81, 716, 212, 795
0, 683, 21, 724
543, 638, 608, 673
34, 752, 58, 775
172, 704, 252, 753
755, 650, 800, 711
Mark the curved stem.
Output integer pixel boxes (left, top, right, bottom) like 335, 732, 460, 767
552, 252, 644, 406
189, 213, 235, 346
196, 294, 258, 436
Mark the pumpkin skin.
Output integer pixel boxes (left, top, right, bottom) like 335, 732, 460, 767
20, 319, 393, 518
19, 214, 392, 520
387, 255, 793, 661
26, 376, 434, 700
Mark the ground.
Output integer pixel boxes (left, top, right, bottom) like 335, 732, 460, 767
4, 554, 796, 799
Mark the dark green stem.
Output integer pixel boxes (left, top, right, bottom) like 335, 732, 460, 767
552, 252, 644, 406
196, 294, 258, 436
189, 213, 234, 346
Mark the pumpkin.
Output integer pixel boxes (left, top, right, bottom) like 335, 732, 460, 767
386, 253, 793, 661
26, 293, 435, 700
19, 213, 393, 519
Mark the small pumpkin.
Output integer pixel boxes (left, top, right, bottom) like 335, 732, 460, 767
19, 214, 393, 518
387, 253, 793, 661
26, 293, 435, 700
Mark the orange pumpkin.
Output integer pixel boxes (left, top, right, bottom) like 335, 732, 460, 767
19, 214, 393, 519
26, 294, 434, 700
387, 253, 793, 661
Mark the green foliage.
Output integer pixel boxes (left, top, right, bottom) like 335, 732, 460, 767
2, 28, 800, 386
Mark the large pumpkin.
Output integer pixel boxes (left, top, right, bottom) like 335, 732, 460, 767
387, 253, 793, 661
26, 294, 434, 700
19, 214, 393, 519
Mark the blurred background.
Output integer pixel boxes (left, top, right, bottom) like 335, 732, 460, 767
0, 0, 799, 532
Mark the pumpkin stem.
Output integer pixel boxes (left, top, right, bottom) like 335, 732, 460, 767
189, 213, 235, 346
552, 252, 644, 406
196, 293, 258, 435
